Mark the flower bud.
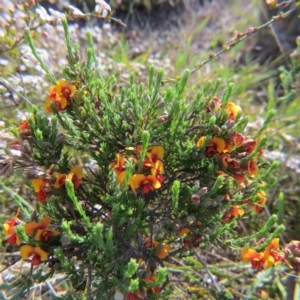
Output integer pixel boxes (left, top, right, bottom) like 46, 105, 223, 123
212, 125, 221, 134
156, 97, 164, 108
225, 119, 235, 130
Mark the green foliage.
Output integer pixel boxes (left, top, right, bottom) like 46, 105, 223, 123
1, 5, 299, 299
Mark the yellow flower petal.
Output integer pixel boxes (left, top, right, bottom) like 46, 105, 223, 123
20, 245, 34, 260
241, 248, 263, 262
70, 166, 83, 178
40, 216, 51, 225
117, 170, 126, 185
34, 247, 48, 261
32, 178, 46, 193
211, 137, 226, 153
196, 136, 206, 148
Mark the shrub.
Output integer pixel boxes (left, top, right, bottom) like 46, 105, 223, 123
0, 5, 298, 300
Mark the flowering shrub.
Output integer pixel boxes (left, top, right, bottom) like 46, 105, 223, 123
1, 17, 299, 299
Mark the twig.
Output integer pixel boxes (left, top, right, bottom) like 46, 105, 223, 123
87, 265, 92, 300
0, 78, 38, 110
162, 7, 296, 84
193, 249, 220, 292
66, 12, 127, 27
0, 23, 43, 55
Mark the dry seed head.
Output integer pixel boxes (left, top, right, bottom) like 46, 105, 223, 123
23, 165, 45, 179
0, 154, 14, 177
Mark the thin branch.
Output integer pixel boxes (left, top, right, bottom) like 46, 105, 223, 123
0, 78, 39, 110
193, 249, 220, 292
162, 7, 296, 84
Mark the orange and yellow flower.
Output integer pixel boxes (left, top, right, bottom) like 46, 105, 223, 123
222, 205, 244, 223
241, 238, 283, 271
177, 227, 191, 236
232, 171, 245, 184
145, 146, 164, 164
253, 190, 267, 213
110, 154, 127, 185
231, 132, 245, 146
54, 166, 83, 189
24, 216, 60, 242
144, 237, 171, 259
196, 136, 229, 154
35, 227, 60, 242
247, 160, 259, 177
221, 154, 240, 169
32, 178, 49, 202
20, 245, 48, 265
24, 216, 50, 236
225, 102, 242, 120
46, 80, 77, 113
129, 174, 161, 195
240, 139, 257, 155
3, 211, 21, 245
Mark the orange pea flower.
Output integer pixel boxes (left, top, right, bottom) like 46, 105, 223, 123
144, 237, 171, 259
54, 166, 83, 189
241, 238, 283, 271
222, 205, 244, 223
20, 245, 48, 265
110, 154, 126, 174
196, 136, 229, 154
225, 102, 242, 120
145, 146, 164, 164
253, 190, 267, 213
32, 178, 49, 202
110, 154, 127, 185
35, 227, 60, 242
221, 154, 240, 169
262, 238, 283, 267
68, 166, 83, 188
3, 211, 21, 245
156, 244, 172, 259
129, 174, 161, 195
241, 248, 264, 271
247, 160, 259, 177
232, 171, 245, 184
240, 139, 257, 155
24, 216, 51, 236
144, 273, 161, 294
196, 136, 206, 149
46, 80, 77, 113
150, 160, 166, 185
177, 227, 191, 236
231, 132, 245, 146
